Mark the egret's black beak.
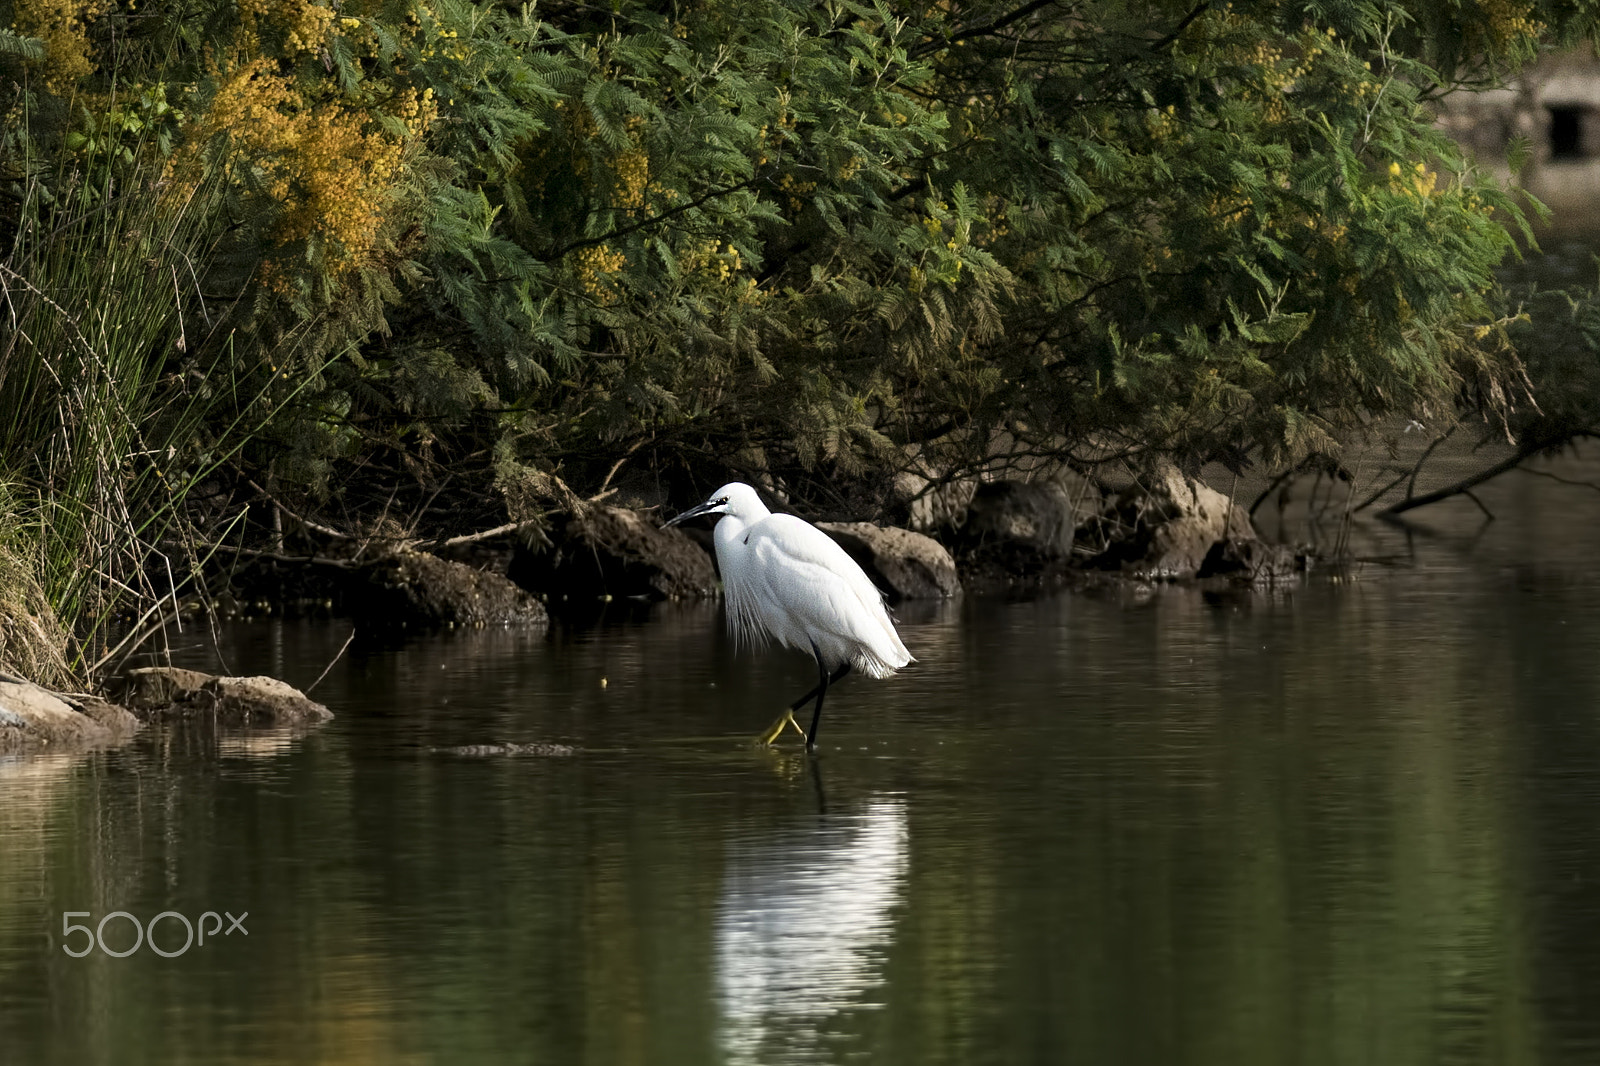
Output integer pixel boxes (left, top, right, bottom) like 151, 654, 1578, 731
664, 501, 716, 528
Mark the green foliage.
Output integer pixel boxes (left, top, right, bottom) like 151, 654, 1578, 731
1504, 284, 1600, 443
0, 28, 44, 61
1, 0, 1590, 534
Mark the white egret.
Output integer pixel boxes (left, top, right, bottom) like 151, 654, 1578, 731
665, 482, 912, 750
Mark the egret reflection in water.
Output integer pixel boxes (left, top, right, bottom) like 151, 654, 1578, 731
715, 796, 908, 1065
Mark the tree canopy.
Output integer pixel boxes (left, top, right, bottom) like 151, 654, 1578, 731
1, 0, 1591, 529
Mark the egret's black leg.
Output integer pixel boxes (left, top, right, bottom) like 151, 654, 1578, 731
756, 662, 851, 747
787, 663, 852, 714
805, 650, 830, 753
805, 648, 851, 753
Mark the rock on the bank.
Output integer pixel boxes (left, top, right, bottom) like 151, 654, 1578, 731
354, 551, 548, 628
116, 666, 213, 710
959, 476, 1105, 557
892, 471, 979, 534
0, 679, 140, 754
1077, 465, 1261, 580
118, 666, 333, 725
510, 505, 719, 603
943, 475, 1106, 590
816, 522, 961, 601
1198, 537, 1301, 584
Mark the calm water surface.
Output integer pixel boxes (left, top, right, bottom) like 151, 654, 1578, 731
4, 456, 1600, 1066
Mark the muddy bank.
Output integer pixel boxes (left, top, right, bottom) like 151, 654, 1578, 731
0, 468, 1308, 754
213, 468, 1308, 623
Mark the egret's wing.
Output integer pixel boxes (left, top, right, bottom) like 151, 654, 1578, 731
754, 514, 886, 606
745, 516, 911, 672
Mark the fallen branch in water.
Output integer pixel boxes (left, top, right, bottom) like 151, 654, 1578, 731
1406, 424, 1458, 502
1462, 489, 1495, 521
1378, 437, 1563, 518
1515, 465, 1600, 495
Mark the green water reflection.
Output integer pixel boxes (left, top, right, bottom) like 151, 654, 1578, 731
4, 458, 1600, 1065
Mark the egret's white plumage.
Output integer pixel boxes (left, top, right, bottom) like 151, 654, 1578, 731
665, 481, 912, 747
710, 484, 910, 677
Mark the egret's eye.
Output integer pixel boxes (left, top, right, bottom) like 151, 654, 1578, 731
714, 496, 729, 505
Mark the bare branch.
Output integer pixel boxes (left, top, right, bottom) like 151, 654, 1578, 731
1463, 489, 1495, 521
1379, 439, 1553, 517
1407, 424, 1457, 501
1515, 466, 1600, 495
305, 626, 357, 695
1352, 470, 1409, 513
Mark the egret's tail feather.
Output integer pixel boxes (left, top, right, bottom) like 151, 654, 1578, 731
852, 639, 912, 679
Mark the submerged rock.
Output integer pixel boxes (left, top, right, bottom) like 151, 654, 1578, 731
1198, 537, 1302, 585
435, 742, 577, 757
0, 679, 140, 754
199, 676, 335, 726
816, 522, 961, 601
509, 504, 719, 604
354, 550, 549, 628
116, 666, 332, 726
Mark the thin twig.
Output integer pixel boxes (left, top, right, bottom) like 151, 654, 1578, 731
1250, 467, 1298, 517
1381, 439, 1552, 517
548, 172, 768, 261
163, 552, 183, 635
89, 589, 179, 675
592, 439, 648, 502
99, 601, 186, 679
1515, 466, 1600, 494
208, 544, 360, 567
203, 582, 233, 678
244, 476, 350, 540
305, 627, 357, 695
428, 520, 542, 549
1335, 454, 1365, 558
170, 264, 187, 353
1406, 424, 1458, 501
1352, 470, 1409, 513
1224, 469, 1238, 539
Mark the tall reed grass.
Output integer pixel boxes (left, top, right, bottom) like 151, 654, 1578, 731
0, 124, 262, 682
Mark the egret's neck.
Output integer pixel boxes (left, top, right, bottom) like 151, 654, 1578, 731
713, 512, 749, 554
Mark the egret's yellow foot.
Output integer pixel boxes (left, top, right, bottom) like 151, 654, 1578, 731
757, 709, 806, 746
